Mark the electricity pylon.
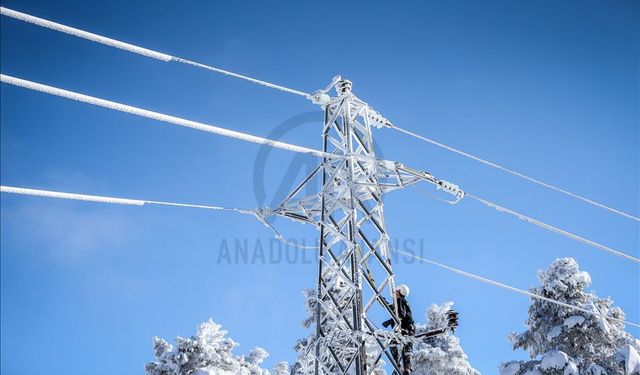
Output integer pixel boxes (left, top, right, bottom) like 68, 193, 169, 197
268, 78, 463, 374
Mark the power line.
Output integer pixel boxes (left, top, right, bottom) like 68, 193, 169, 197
0, 7, 310, 98
390, 125, 640, 222
391, 248, 640, 329
0, 185, 316, 250
0, 74, 328, 158
3, 8, 637, 364
12, 185, 636, 346
415, 185, 638, 263
3, 6, 636, 225
0, 74, 423, 172
0, 185, 253, 212
2, 72, 635, 263
9, 186, 636, 350
465, 193, 639, 263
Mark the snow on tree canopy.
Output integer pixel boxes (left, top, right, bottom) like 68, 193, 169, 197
500, 258, 639, 375
412, 302, 480, 375
145, 319, 282, 375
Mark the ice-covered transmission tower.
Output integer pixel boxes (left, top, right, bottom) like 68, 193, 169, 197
268, 78, 463, 374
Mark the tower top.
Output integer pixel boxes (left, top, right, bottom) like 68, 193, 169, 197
337, 79, 352, 94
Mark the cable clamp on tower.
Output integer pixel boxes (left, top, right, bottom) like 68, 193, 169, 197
309, 75, 342, 106
437, 179, 465, 202
368, 109, 392, 129
256, 206, 275, 217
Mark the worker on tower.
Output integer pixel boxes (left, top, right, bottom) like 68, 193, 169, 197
382, 284, 415, 375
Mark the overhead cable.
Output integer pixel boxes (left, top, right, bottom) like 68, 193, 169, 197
3, 6, 635, 223
0, 74, 327, 158
391, 125, 639, 222
1, 72, 634, 262
0, 185, 253, 212
0, 185, 315, 250
391, 248, 640, 329
0, 74, 425, 172
0, 7, 310, 98
465, 193, 639, 263
4, 184, 637, 327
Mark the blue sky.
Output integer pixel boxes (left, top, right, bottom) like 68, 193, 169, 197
1, 1, 638, 374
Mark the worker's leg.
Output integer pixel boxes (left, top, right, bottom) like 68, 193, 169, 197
401, 341, 413, 374
390, 344, 401, 374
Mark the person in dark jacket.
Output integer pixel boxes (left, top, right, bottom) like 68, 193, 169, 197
382, 284, 414, 375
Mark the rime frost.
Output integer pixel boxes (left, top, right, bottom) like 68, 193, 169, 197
500, 258, 639, 375
412, 302, 480, 375
145, 319, 280, 375
292, 293, 479, 374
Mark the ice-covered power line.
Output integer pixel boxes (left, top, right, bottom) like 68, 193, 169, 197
0, 74, 445, 183
1, 185, 148, 207
0, 74, 327, 158
3, 6, 636, 224
389, 125, 640, 222
465, 193, 639, 263
0, 185, 253, 213
0, 185, 316, 250
3, 72, 635, 263
391, 248, 640, 329
0, 7, 310, 98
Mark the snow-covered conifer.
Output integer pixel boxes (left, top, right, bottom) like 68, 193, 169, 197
412, 302, 480, 375
500, 258, 639, 375
145, 319, 271, 375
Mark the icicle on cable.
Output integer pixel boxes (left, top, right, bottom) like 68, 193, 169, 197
391, 248, 640, 329
0, 7, 310, 98
390, 125, 639, 222
465, 193, 639, 263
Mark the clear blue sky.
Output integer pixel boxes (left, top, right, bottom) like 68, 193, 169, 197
1, 1, 638, 374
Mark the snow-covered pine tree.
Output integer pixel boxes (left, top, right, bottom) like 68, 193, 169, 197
412, 302, 480, 375
272, 362, 290, 375
145, 319, 279, 375
500, 258, 640, 375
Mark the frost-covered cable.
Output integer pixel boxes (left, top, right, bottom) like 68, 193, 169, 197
466, 193, 639, 263
0, 74, 404, 168
1, 186, 255, 214
0, 74, 328, 158
5, 6, 636, 223
171, 57, 309, 98
3, 74, 633, 263
0, 7, 310, 98
0, 185, 311, 249
390, 125, 639, 222
391, 248, 640, 329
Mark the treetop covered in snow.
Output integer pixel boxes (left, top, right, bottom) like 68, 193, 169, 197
500, 258, 639, 375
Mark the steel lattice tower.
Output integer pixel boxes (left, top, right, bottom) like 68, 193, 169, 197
272, 78, 463, 374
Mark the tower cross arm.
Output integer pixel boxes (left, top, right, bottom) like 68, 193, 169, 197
266, 159, 464, 226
